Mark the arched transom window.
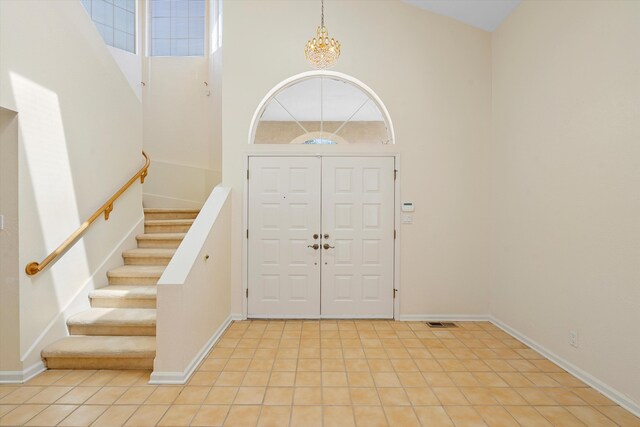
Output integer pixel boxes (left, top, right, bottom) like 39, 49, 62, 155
250, 71, 394, 145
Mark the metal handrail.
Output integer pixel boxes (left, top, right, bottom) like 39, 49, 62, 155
25, 151, 150, 276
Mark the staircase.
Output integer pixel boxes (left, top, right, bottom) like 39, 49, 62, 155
41, 209, 199, 370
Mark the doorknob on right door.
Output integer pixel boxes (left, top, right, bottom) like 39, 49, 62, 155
323, 243, 335, 250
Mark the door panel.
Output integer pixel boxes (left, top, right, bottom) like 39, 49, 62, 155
248, 157, 321, 317
321, 157, 395, 318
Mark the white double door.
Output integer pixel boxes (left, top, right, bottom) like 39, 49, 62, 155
248, 156, 395, 318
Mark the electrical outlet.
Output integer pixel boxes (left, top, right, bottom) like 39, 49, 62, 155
568, 331, 579, 348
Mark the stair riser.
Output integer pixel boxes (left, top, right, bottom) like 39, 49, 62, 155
68, 325, 156, 336
123, 256, 171, 266
136, 239, 183, 249
145, 224, 192, 233
144, 212, 198, 220
45, 357, 154, 370
91, 297, 156, 309
108, 276, 160, 285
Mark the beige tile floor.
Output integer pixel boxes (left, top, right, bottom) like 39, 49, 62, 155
1, 320, 639, 426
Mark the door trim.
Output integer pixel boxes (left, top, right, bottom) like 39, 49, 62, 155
242, 153, 401, 320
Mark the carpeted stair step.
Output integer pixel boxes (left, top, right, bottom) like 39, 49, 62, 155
144, 218, 195, 233
67, 308, 156, 336
42, 336, 156, 370
136, 232, 186, 249
107, 265, 165, 285
90, 285, 157, 309
143, 208, 199, 220
123, 248, 176, 266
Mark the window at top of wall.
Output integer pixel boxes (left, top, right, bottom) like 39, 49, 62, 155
253, 76, 393, 145
81, 0, 136, 54
150, 0, 206, 57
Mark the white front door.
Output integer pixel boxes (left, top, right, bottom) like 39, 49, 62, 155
248, 156, 395, 318
248, 156, 321, 317
321, 157, 395, 318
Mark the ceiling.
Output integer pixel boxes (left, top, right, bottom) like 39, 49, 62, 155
403, 0, 522, 32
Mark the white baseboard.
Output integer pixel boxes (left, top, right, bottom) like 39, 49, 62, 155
230, 313, 244, 321
396, 314, 491, 322
0, 362, 45, 384
149, 315, 233, 385
489, 316, 640, 418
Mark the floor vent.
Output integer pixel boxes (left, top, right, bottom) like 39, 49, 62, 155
426, 321, 457, 328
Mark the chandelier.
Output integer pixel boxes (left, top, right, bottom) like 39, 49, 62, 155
304, 0, 341, 69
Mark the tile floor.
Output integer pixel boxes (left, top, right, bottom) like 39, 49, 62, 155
1, 320, 639, 426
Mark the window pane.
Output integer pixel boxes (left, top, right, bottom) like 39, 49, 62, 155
150, 0, 206, 56
152, 1, 171, 17
189, 0, 205, 18
188, 17, 204, 39
92, 0, 110, 25
114, 7, 127, 32
152, 39, 171, 56
126, 11, 135, 35
188, 38, 204, 56
171, 0, 189, 18
171, 39, 189, 56
81, 0, 135, 53
114, 29, 127, 50
171, 18, 189, 38
96, 22, 114, 45
126, 34, 135, 52
152, 17, 170, 38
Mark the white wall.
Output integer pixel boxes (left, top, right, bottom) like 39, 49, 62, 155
491, 0, 640, 409
107, 45, 143, 101
0, 0, 143, 372
153, 187, 231, 383
222, 0, 492, 317
0, 108, 21, 374
142, 56, 220, 208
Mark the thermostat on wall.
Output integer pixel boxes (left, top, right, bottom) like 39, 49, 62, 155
401, 202, 414, 212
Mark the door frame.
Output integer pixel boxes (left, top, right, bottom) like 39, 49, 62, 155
242, 153, 401, 320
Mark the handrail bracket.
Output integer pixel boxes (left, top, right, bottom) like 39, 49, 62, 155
104, 204, 114, 221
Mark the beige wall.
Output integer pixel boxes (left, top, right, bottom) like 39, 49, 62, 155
491, 0, 640, 407
0, 0, 143, 372
0, 108, 20, 373
143, 57, 221, 208
153, 187, 231, 382
222, 0, 492, 316
255, 121, 387, 144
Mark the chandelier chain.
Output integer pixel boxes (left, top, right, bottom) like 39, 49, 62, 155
305, 0, 340, 69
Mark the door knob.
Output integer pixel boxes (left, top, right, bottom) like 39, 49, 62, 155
307, 244, 320, 250
323, 233, 330, 239
323, 243, 335, 250
313, 234, 319, 239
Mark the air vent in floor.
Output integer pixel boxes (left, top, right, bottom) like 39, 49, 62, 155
426, 321, 457, 328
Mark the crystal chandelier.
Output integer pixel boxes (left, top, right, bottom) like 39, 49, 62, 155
304, 0, 341, 69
